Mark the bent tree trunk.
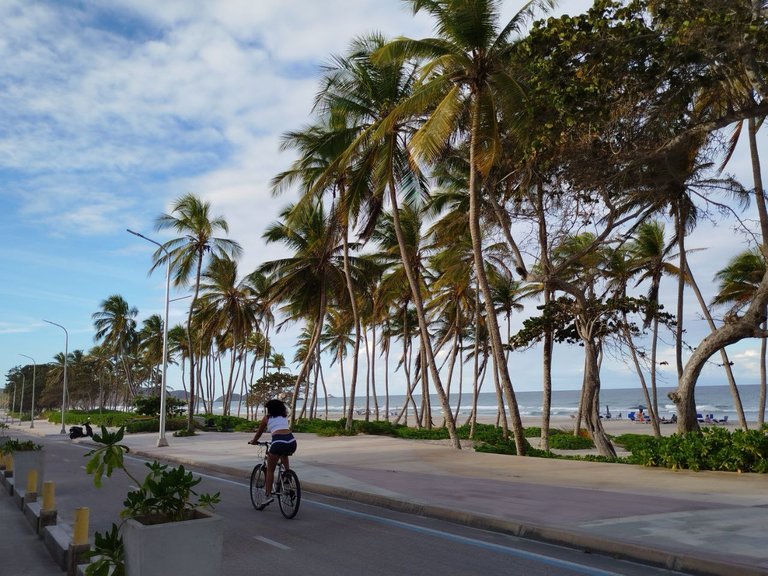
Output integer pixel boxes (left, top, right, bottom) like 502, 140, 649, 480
582, 339, 616, 458
673, 270, 768, 432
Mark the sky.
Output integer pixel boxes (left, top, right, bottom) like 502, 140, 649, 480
1, 0, 765, 401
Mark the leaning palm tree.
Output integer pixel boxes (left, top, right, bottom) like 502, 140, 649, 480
310, 33, 462, 438
712, 248, 767, 427
152, 193, 242, 432
196, 254, 259, 416
92, 294, 139, 399
375, 0, 555, 455
259, 201, 350, 421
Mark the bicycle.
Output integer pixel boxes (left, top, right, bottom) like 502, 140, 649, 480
249, 440, 301, 519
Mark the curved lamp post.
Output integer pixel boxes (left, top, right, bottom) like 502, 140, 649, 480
44, 319, 68, 434
127, 228, 170, 447
19, 354, 37, 429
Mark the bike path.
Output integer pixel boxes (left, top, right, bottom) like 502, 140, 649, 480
3, 420, 768, 576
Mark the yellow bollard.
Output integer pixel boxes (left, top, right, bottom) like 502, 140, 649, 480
26, 469, 38, 494
42, 481, 55, 512
6, 455, 12, 472
73, 507, 89, 546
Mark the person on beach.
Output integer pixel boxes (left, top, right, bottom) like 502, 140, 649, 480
248, 399, 297, 510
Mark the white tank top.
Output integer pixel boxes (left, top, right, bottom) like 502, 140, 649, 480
267, 415, 290, 433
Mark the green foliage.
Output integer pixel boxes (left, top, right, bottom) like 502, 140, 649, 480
85, 426, 133, 488
629, 428, 768, 472
173, 429, 197, 437
248, 372, 296, 407
549, 434, 595, 450
125, 417, 187, 434
85, 523, 125, 576
122, 462, 220, 523
355, 420, 401, 436
0, 438, 42, 454
85, 425, 220, 524
200, 413, 257, 432
293, 418, 353, 436
44, 409, 136, 428
612, 433, 657, 453
133, 395, 186, 417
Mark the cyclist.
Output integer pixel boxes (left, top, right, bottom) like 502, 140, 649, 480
248, 398, 297, 510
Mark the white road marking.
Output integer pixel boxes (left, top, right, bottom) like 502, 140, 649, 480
255, 536, 291, 550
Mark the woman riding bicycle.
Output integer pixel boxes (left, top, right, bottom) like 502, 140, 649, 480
248, 399, 297, 510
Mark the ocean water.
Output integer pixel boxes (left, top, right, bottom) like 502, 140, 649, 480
215, 384, 764, 421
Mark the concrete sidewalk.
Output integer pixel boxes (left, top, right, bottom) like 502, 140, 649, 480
3, 418, 768, 575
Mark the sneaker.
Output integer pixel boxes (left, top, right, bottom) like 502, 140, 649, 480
255, 497, 274, 511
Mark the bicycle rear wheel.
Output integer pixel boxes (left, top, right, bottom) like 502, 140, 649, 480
277, 469, 301, 519
250, 464, 268, 510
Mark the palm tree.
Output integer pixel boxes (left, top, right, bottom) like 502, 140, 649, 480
92, 294, 139, 399
376, 0, 555, 455
260, 201, 351, 420
712, 248, 767, 427
152, 193, 242, 432
196, 254, 258, 415
273, 119, 366, 430
138, 314, 164, 393
320, 308, 355, 414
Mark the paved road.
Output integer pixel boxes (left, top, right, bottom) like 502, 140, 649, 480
3, 418, 768, 576
6, 436, 685, 576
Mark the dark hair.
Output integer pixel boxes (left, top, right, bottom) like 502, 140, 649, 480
265, 399, 288, 418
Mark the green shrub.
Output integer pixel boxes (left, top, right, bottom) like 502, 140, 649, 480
0, 438, 42, 454
355, 420, 401, 436
293, 418, 352, 436
630, 428, 768, 472
549, 434, 595, 450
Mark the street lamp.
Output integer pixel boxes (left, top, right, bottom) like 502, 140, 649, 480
127, 228, 171, 448
20, 354, 37, 429
44, 319, 69, 434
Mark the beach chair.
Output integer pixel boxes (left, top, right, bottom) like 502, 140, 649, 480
627, 412, 635, 421
717, 415, 729, 424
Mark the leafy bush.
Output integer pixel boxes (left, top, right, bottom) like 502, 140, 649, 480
133, 395, 187, 417
355, 420, 401, 436
125, 417, 187, 434
293, 418, 352, 436
629, 428, 768, 472
549, 433, 595, 450
0, 438, 42, 454
200, 414, 255, 432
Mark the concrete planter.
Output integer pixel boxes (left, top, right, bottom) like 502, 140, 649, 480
123, 510, 223, 576
11, 449, 44, 493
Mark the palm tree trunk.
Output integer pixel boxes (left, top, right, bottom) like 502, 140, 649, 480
185, 250, 205, 432
541, 288, 554, 451
290, 292, 326, 424
467, 101, 526, 455
761, 316, 767, 428
341, 203, 363, 431
387, 182, 460, 448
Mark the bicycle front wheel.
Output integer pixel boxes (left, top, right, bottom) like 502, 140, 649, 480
277, 469, 301, 519
250, 464, 268, 510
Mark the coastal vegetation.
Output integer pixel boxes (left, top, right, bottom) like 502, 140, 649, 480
4, 0, 768, 460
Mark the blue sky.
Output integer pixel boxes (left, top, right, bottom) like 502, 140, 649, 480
1, 0, 764, 399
